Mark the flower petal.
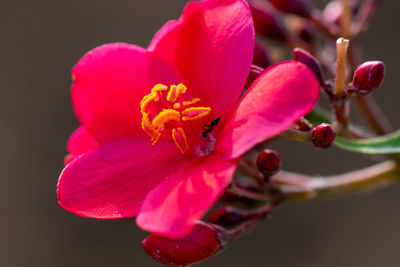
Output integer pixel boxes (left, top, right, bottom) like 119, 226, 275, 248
57, 139, 187, 219
136, 155, 238, 238
72, 43, 182, 143
216, 61, 320, 159
149, 0, 255, 119
67, 126, 99, 156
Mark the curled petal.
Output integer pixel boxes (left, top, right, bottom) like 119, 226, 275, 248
137, 155, 238, 238
216, 61, 320, 159
72, 43, 182, 143
67, 126, 99, 156
149, 0, 255, 119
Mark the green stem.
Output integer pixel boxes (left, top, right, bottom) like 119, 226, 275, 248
272, 160, 399, 200
222, 161, 398, 242
280, 128, 310, 142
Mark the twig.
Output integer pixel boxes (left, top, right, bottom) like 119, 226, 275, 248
272, 160, 398, 199
354, 95, 393, 135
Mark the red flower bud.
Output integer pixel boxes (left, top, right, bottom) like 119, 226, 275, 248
253, 41, 271, 69
257, 149, 281, 178
246, 64, 264, 88
208, 206, 247, 227
352, 61, 385, 94
311, 123, 336, 149
248, 0, 289, 42
297, 23, 315, 44
142, 221, 229, 267
293, 48, 324, 84
268, 0, 312, 18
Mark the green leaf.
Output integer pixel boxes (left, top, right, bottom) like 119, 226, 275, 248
305, 106, 331, 124
335, 130, 400, 154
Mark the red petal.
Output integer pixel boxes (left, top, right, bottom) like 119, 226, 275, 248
149, 0, 254, 119
57, 139, 186, 218
72, 43, 182, 143
142, 221, 227, 267
67, 126, 99, 156
216, 61, 320, 159
137, 155, 238, 238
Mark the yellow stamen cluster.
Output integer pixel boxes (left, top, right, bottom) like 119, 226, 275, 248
140, 83, 211, 154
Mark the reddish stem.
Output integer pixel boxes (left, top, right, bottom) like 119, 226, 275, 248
355, 95, 393, 135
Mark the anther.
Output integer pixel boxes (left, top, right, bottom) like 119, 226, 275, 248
140, 83, 213, 153
140, 92, 159, 113
152, 109, 181, 130
172, 127, 189, 154
167, 83, 187, 102
151, 84, 168, 93
141, 114, 161, 144
173, 98, 201, 109
182, 107, 211, 121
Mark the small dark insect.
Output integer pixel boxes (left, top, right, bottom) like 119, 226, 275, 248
202, 117, 220, 138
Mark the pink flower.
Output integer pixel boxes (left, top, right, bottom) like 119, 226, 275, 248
57, 0, 319, 238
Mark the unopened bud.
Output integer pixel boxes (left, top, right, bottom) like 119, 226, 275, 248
253, 41, 271, 69
248, 0, 289, 42
246, 64, 264, 88
268, 0, 312, 18
352, 61, 385, 94
142, 221, 229, 267
297, 23, 315, 44
257, 149, 281, 178
208, 206, 247, 227
311, 123, 336, 148
293, 48, 324, 84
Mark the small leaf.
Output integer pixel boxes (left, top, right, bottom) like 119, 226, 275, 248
305, 106, 331, 124
335, 130, 400, 154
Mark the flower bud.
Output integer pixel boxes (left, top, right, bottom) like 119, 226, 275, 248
253, 41, 271, 69
248, 0, 289, 42
246, 64, 264, 88
268, 0, 312, 18
208, 206, 247, 227
142, 221, 229, 267
257, 149, 280, 178
297, 23, 315, 45
311, 123, 336, 149
352, 61, 385, 94
293, 48, 324, 84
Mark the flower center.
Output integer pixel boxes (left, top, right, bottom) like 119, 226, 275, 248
140, 83, 213, 154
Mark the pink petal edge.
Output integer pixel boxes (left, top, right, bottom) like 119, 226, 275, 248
216, 61, 320, 159
72, 42, 182, 143
149, 0, 255, 120
137, 155, 238, 238
58, 139, 187, 219
67, 126, 99, 156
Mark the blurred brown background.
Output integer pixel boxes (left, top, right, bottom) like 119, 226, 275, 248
0, 0, 399, 266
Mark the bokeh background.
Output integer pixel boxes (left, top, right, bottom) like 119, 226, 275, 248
1, 0, 399, 266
